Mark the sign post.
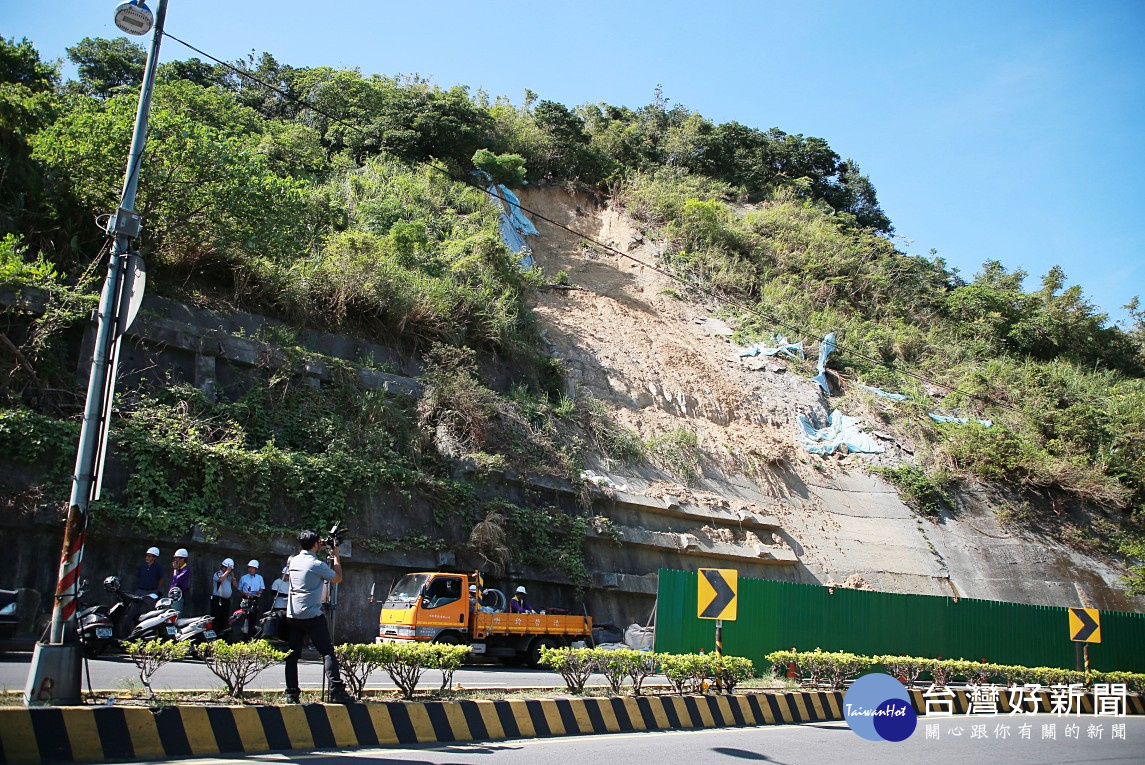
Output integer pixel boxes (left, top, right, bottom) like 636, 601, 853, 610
698, 568, 737, 657
1068, 607, 1101, 685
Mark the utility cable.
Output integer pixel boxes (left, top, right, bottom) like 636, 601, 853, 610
161, 31, 1025, 417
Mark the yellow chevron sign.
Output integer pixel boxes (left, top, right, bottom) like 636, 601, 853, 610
1068, 608, 1101, 643
698, 568, 737, 621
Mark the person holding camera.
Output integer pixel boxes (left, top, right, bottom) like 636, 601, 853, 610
283, 529, 352, 704
210, 558, 237, 630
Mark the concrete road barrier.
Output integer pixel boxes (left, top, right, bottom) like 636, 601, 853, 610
0, 690, 845, 764
1, 689, 1141, 764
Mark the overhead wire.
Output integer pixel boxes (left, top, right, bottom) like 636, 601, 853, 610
161, 30, 1024, 418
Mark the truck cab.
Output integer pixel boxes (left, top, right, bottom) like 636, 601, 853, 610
377, 571, 591, 666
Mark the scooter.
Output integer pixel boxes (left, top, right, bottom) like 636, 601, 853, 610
76, 580, 120, 658
78, 576, 150, 656
175, 612, 218, 654
225, 595, 260, 642
127, 587, 181, 642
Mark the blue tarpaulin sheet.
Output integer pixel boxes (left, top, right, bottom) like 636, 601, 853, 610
860, 384, 909, 401
797, 409, 885, 455
489, 183, 537, 269
474, 172, 537, 269
813, 332, 837, 394
929, 414, 993, 428
737, 334, 804, 360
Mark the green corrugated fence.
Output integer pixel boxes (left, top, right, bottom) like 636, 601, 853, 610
655, 568, 1145, 672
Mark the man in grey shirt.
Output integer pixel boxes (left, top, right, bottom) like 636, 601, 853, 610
284, 530, 352, 703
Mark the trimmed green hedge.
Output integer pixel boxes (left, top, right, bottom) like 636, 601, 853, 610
539, 647, 754, 695
765, 649, 1145, 693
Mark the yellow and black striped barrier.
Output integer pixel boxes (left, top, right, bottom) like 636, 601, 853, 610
0, 691, 846, 764
1, 690, 1141, 764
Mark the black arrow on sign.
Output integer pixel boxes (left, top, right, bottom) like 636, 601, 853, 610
701, 569, 735, 619
1071, 609, 1099, 641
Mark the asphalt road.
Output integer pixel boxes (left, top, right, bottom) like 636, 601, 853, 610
132, 717, 1145, 765
0, 652, 624, 693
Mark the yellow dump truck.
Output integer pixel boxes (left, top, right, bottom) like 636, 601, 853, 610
376, 571, 592, 666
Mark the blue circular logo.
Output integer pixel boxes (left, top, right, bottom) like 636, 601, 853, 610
843, 672, 918, 742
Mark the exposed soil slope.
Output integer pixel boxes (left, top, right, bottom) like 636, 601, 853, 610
518, 186, 1141, 612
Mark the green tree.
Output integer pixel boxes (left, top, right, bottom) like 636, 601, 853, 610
472, 148, 527, 188
0, 37, 70, 251
66, 36, 146, 98
30, 80, 310, 276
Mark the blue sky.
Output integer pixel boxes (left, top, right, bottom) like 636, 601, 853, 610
4, 1, 1143, 323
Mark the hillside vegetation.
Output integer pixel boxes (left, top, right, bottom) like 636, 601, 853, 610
1, 36, 1143, 593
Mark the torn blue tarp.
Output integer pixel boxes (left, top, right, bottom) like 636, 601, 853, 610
488, 183, 537, 269
797, 410, 885, 455
860, 384, 909, 401
737, 334, 804, 360
929, 414, 993, 428
812, 332, 837, 394
472, 171, 538, 269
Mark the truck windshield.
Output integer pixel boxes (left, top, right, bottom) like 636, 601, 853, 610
385, 574, 429, 607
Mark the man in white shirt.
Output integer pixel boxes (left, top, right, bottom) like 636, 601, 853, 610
284, 530, 351, 704
211, 557, 237, 630
239, 560, 266, 600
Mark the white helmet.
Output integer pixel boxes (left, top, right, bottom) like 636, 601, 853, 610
222, 557, 234, 568
146, 547, 160, 556
516, 586, 527, 595
469, 584, 477, 592
247, 559, 259, 569
281, 567, 289, 575
174, 548, 189, 558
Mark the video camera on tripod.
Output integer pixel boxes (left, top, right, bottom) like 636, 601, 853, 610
321, 522, 348, 552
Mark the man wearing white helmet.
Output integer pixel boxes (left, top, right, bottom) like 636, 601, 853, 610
509, 585, 536, 614
239, 560, 266, 600
135, 546, 166, 598
170, 548, 191, 615
211, 557, 237, 629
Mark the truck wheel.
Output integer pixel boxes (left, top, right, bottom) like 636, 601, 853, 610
527, 636, 559, 667
434, 632, 464, 645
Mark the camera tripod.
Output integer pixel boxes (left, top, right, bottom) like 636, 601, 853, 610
320, 553, 339, 703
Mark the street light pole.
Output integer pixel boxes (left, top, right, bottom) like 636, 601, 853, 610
25, 0, 166, 706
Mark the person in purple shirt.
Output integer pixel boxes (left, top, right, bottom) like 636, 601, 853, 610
509, 585, 536, 614
170, 547, 191, 615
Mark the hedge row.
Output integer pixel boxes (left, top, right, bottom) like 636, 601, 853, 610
539, 647, 754, 695
123, 639, 470, 701
764, 649, 1145, 693
335, 642, 471, 699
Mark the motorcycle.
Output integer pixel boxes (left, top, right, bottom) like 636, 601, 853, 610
127, 587, 181, 642
175, 612, 218, 654
78, 576, 152, 656
225, 595, 261, 642
76, 580, 120, 658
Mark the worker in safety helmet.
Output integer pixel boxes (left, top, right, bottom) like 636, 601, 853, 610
135, 546, 166, 597
240, 560, 266, 600
170, 548, 191, 615
509, 585, 536, 614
